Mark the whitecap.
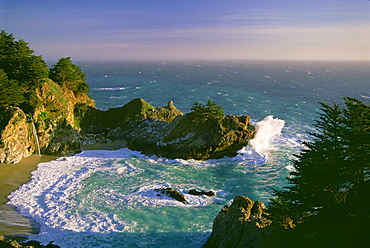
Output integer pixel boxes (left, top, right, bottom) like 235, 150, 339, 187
93, 87, 125, 91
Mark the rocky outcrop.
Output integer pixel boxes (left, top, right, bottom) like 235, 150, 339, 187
0, 236, 60, 248
82, 98, 255, 160
1, 83, 253, 163
44, 121, 83, 156
80, 98, 182, 134
33, 80, 94, 151
0, 80, 95, 163
203, 196, 272, 248
154, 188, 187, 203
189, 189, 216, 197
0, 107, 35, 164
204, 195, 370, 248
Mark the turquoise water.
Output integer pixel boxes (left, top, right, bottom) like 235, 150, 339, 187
8, 61, 370, 247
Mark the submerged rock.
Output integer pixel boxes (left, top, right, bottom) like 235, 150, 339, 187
154, 188, 187, 204
189, 189, 216, 197
0, 238, 60, 248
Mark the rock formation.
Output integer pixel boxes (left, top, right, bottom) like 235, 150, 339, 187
0, 107, 35, 164
203, 195, 272, 248
154, 188, 187, 203
204, 195, 370, 248
0, 236, 60, 248
81, 98, 255, 160
0, 80, 94, 163
1, 76, 255, 163
189, 189, 216, 197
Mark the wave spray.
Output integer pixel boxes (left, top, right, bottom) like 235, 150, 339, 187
249, 115, 285, 154
235, 116, 285, 164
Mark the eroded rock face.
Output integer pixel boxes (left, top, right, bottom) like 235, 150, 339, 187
45, 122, 83, 156
0, 80, 95, 164
203, 195, 271, 248
0, 107, 34, 164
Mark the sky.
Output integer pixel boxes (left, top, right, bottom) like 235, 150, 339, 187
1, 0, 370, 61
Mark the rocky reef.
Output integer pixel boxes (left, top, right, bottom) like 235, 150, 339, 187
0, 236, 60, 248
154, 188, 188, 204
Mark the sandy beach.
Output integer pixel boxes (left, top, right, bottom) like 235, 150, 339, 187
0, 141, 126, 237
0, 155, 57, 236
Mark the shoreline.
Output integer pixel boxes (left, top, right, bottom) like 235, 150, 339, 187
0, 141, 126, 238
0, 155, 57, 237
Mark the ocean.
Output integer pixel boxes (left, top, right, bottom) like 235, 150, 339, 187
7, 60, 370, 247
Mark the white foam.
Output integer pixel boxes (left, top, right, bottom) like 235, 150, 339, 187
234, 116, 286, 165
7, 148, 224, 243
93, 87, 125, 91
249, 115, 285, 154
7, 155, 133, 235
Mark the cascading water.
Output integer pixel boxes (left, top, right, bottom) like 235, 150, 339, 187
31, 121, 41, 156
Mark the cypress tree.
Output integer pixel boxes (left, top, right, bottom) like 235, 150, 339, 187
269, 98, 370, 223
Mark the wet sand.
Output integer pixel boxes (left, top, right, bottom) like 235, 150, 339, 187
0, 155, 57, 236
0, 141, 126, 236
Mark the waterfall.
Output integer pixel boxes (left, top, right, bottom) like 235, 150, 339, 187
31, 121, 41, 156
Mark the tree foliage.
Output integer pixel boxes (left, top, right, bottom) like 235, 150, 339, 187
0, 69, 25, 108
0, 31, 89, 111
190, 99, 224, 124
0, 30, 49, 110
50, 57, 89, 93
269, 97, 370, 224
0, 30, 49, 87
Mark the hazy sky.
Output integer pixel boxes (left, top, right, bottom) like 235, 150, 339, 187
1, 0, 370, 61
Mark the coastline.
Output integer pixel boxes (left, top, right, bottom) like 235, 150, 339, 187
0, 155, 56, 236
0, 141, 126, 238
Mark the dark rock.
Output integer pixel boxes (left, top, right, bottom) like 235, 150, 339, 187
203, 195, 271, 248
80, 98, 255, 160
154, 188, 187, 203
189, 189, 216, 197
80, 98, 183, 134
0, 239, 60, 248
44, 121, 82, 156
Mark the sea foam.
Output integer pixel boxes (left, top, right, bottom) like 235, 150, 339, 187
235, 115, 285, 165
249, 115, 286, 154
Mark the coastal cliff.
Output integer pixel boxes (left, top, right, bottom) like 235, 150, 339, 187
1, 31, 256, 163
0, 80, 94, 163
1, 94, 255, 163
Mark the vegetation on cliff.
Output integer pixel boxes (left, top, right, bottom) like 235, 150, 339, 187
0, 30, 90, 113
190, 99, 224, 124
0, 30, 94, 163
50, 57, 89, 94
